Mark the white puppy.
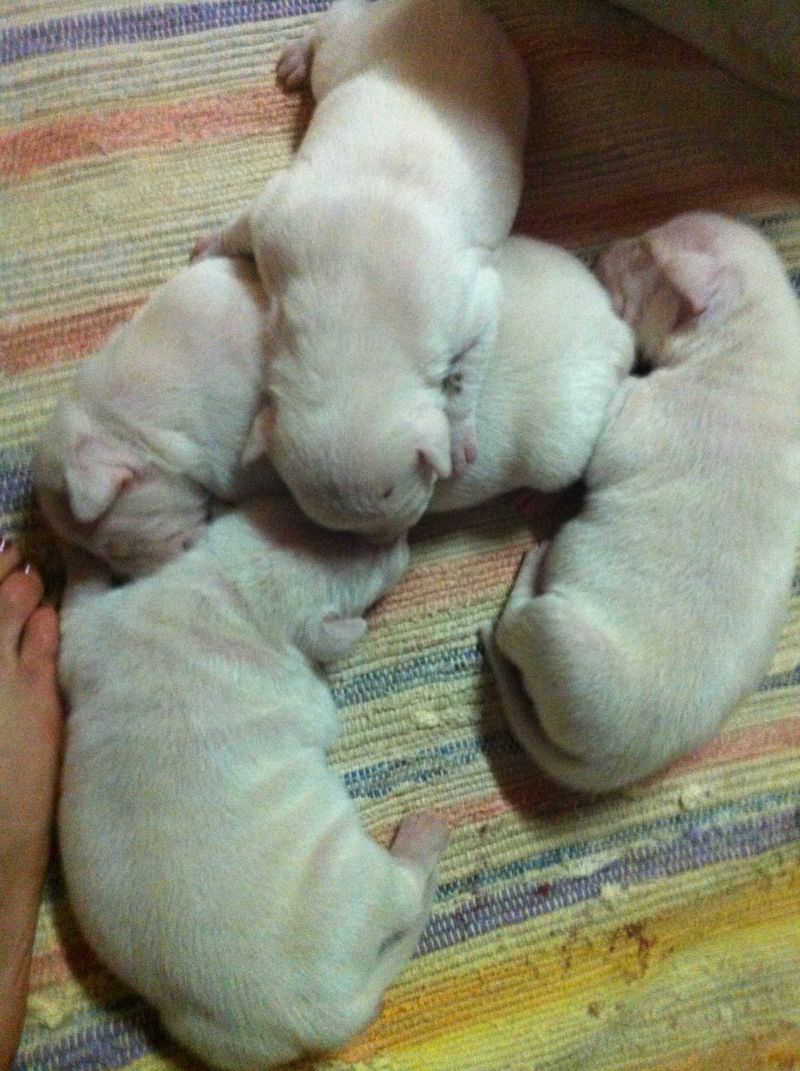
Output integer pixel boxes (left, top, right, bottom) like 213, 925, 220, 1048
429, 235, 635, 512
202, 0, 529, 540
486, 212, 800, 792
34, 256, 279, 577
58, 496, 448, 1070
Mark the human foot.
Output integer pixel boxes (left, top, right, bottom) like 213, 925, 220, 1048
0, 538, 63, 1071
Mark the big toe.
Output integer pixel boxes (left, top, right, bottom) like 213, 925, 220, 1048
0, 566, 45, 668
20, 604, 60, 672
19, 605, 63, 741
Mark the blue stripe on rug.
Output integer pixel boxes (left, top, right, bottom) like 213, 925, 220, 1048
1, 0, 330, 66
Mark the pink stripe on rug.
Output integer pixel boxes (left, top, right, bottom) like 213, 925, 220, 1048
1, 301, 143, 374
0, 84, 308, 180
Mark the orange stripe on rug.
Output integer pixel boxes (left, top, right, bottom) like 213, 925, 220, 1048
1, 300, 142, 374
674, 712, 800, 774
29, 940, 101, 989
0, 84, 308, 180
371, 544, 530, 623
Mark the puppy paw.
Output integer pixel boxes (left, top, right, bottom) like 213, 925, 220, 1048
449, 423, 478, 479
276, 36, 314, 92
189, 232, 219, 262
390, 811, 450, 868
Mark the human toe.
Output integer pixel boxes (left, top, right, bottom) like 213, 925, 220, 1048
0, 561, 45, 667
20, 604, 60, 676
0, 535, 24, 582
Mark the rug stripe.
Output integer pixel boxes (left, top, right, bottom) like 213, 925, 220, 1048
16, 822, 798, 1070
0, 85, 304, 180
1, 1, 329, 66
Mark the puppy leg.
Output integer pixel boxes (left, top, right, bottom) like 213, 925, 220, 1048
495, 590, 611, 759
277, 0, 371, 97
365, 812, 449, 996
491, 588, 655, 791
276, 35, 315, 93
192, 206, 254, 262
306, 0, 373, 99
314, 810, 449, 1051
389, 810, 450, 876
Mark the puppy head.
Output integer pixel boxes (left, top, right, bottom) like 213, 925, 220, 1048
243, 384, 451, 541
594, 212, 788, 364
239, 191, 503, 538
34, 402, 209, 576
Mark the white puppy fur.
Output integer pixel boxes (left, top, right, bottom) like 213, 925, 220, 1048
202, 0, 529, 540
58, 496, 448, 1070
486, 212, 800, 792
34, 256, 279, 577
429, 236, 635, 512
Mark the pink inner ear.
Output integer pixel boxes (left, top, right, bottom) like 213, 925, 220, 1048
67, 435, 139, 523
672, 291, 703, 331
648, 241, 735, 329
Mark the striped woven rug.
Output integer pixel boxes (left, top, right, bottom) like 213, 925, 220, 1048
2, 2, 800, 1069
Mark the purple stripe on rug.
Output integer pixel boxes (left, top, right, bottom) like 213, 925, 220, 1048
419, 804, 800, 953
13, 1005, 159, 1071
0, 465, 33, 516
1, 0, 330, 66
434, 788, 800, 904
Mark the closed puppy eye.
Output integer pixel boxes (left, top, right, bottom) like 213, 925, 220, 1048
377, 928, 407, 957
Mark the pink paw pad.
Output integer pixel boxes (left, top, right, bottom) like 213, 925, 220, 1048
390, 811, 450, 866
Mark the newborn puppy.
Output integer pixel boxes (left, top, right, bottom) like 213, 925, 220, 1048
486, 212, 800, 792
428, 236, 635, 512
58, 497, 448, 1070
201, 0, 529, 540
34, 256, 279, 577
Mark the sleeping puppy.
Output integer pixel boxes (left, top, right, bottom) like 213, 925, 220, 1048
485, 212, 800, 792
428, 236, 635, 512
34, 255, 280, 577
58, 496, 448, 1070
200, 0, 529, 540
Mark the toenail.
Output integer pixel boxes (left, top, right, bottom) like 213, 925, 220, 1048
23, 562, 32, 574
0, 535, 9, 553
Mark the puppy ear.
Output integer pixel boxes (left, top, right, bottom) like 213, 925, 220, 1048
306, 614, 367, 663
241, 407, 273, 465
65, 435, 142, 523
646, 239, 740, 328
594, 239, 653, 322
412, 408, 452, 481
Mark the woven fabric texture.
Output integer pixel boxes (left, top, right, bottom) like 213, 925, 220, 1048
2, 2, 800, 1069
